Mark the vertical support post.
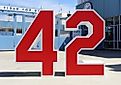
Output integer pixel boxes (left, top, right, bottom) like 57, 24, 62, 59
13, 14, 17, 48
22, 15, 25, 34
13, 14, 17, 36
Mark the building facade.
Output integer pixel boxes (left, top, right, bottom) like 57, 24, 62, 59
0, 5, 39, 50
76, 0, 121, 50
0, 5, 72, 50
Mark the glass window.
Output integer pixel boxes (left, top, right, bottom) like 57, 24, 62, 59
114, 26, 118, 41
16, 15, 22, 22
114, 16, 119, 25
81, 25, 88, 36
120, 15, 121, 24
0, 15, 13, 21
105, 26, 113, 40
0, 27, 14, 36
55, 29, 58, 37
106, 17, 113, 26
119, 41, 121, 48
25, 17, 34, 22
16, 29, 22, 35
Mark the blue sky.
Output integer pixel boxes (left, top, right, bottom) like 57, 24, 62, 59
0, 0, 77, 13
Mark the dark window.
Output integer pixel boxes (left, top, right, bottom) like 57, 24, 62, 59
119, 41, 121, 48
13, 8, 15, 10
16, 29, 22, 34
105, 27, 113, 40
56, 21, 58, 24
0, 27, 14, 36
10, 7, 12, 9
120, 15, 121, 24
16, 8, 19, 10
25, 9, 28, 11
114, 26, 118, 41
29, 9, 31, 11
114, 16, 119, 25
106, 17, 113, 26
67, 14, 71, 17
81, 25, 88, 36
55, 29, 58, 37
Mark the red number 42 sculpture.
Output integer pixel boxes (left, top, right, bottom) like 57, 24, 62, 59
16, 10, 105, 76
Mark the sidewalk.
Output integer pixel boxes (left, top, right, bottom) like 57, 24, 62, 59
0, 51, 120, 85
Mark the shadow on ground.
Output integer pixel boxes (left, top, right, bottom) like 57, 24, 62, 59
80, 50, 121, 58
106, 64, 121, 72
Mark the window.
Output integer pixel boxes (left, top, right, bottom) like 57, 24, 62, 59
81, 25, 88, 36
0, 27, 14, 36
120, 15, 121, 24
56, 21, 58, 24
16, 8, 19, 10
25, 17, 34, 22
105, 27, 113, 40
0, 15, 13, 21
55, 29, 58, 37
106, 17, 113, 26
114, 16, 119, 25
16, 29, 22, 35
29, 9, 31, 11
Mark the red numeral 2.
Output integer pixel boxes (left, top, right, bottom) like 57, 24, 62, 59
16, 10, 105, 76
66, 10, 105, 75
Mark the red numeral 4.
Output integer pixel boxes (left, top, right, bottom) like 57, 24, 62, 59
16, 11, 57, 75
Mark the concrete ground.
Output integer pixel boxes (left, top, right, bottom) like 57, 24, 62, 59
0, 50, 121, 85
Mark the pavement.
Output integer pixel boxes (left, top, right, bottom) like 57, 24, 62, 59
0, 50, 121, 85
